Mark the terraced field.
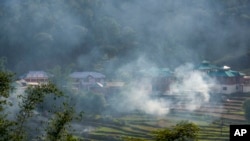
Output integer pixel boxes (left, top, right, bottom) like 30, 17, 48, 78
76, 93, 250, 141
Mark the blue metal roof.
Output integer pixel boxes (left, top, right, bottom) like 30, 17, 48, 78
196, 60, 219, 70
209, 69, 245, 77
196, 61, 245, 78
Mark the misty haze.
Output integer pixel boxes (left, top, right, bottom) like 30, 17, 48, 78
1, 0, 250, 141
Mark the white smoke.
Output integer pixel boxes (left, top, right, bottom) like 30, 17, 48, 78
112, 61, 216, 116
112, 57, 170, 115
4, 84, 25, 119
122, 80, 169, 115
170, 63, 216, 111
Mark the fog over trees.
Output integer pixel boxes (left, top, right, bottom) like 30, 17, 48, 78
0, 0, 250, 74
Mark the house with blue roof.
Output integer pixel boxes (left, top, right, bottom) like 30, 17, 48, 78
69, 71, 105, 91
208, 66, 245, 94
196, 61, 249, 94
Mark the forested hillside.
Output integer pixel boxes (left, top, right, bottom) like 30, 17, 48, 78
0, 0, 250, 74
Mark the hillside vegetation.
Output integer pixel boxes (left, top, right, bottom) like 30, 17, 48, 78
0, 0, 250, 74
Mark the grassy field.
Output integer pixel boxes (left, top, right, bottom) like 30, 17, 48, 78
76, 93, 250, 141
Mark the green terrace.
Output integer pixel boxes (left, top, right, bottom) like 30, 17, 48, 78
74, 93, 250, 141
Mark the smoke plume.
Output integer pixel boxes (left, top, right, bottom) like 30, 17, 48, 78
170, 63, 216, 111
109, 61, 217, 115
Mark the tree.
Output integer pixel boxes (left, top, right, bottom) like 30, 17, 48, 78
11, 83, 63, 140
0, 69, 79, 141
243, 98, 250, 122
0, 71, 14, 141
152, 121, 200, 141
45, 105, 77, 141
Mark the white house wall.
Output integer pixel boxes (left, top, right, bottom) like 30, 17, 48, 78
212, 84, 238, 94
243, 85, 250, 93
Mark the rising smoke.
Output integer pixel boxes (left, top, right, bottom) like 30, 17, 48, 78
108, 59, 217, 115
169, 63, 216, 111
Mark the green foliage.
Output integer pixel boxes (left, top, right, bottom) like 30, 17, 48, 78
45, 105, 77, 141
20, 83, 63, 111
0, 71, 14, 110
0, 71, 15, 141
0, 65, 79, 141
243, 98, 250, 122
11, 83, 63, 140
37, 66, 77, 113
152, 121, 200, 141
0, 116, 15, 141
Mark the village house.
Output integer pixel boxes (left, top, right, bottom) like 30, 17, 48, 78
18, 61, 250, 95
196, 61, 249, 94
19, 71, 50, 86
69, 71, 105, 91
209, 66, 245, 94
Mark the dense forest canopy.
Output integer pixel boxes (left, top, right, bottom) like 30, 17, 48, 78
0, 0, 250, 75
